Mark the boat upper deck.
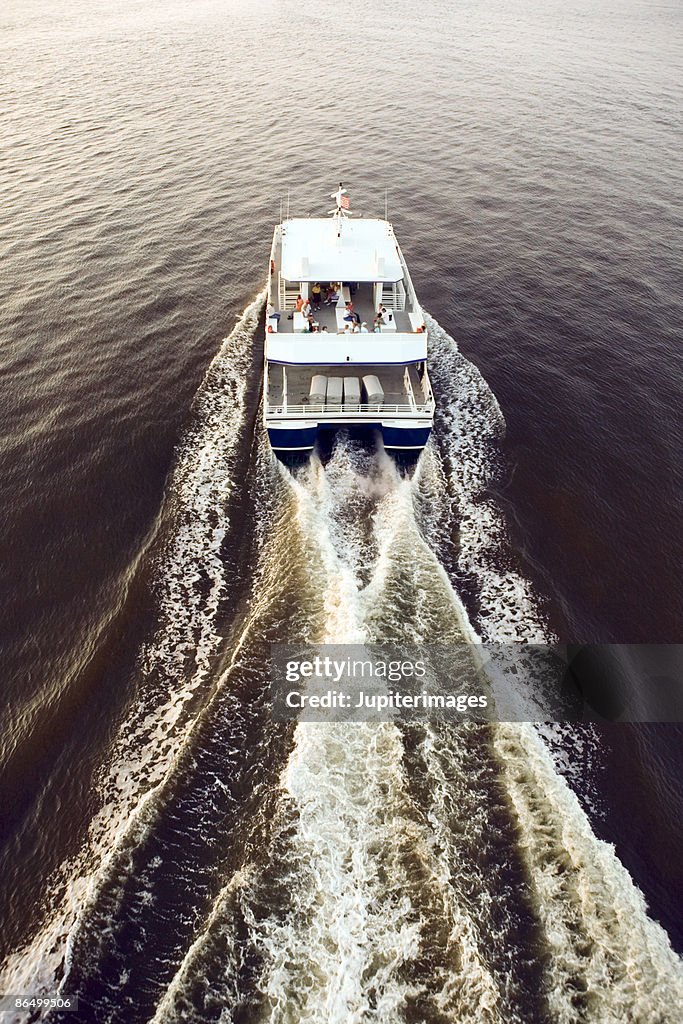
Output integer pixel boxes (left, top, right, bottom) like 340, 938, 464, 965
267, 219, 426, 338
269, 282, 418, 334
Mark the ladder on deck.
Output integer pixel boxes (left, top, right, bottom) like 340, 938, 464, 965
280, 276, 300, 310
381, 280, 406, 311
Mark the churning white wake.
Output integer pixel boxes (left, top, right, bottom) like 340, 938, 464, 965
495, 722, 683, 1023
0, 293, 265, 1013
238, 451, 513, 1024
152, 314, 681, 1024
241, 320, 681, 1023
425, 317, 683, 1020
6, 302, 681, 1024
425, 312, 551, 644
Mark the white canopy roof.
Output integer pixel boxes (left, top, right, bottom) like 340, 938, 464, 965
280, 218, 403, 282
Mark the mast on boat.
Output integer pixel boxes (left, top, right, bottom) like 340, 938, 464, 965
328, 182, 352, 238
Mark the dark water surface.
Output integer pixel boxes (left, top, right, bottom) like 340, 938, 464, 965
1, 0, 682, 1020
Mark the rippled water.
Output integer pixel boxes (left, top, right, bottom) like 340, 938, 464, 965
1, 0, 682, 1020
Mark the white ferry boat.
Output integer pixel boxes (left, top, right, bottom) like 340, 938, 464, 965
264, 185, 435, 461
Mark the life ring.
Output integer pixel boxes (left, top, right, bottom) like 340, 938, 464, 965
267, 324, 273, 333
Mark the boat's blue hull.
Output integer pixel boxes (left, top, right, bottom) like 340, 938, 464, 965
267, 423, 319, 456
267, 421, 431, 463
380, 423, 432, 453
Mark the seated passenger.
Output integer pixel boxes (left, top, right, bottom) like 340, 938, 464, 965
344, 301, 361, 324
360, 322, 369, 333
374, 304, 393, 327
325, 285, 340, 305
266, 302, 280, 322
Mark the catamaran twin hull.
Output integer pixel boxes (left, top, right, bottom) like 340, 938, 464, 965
263, 187, 435, 461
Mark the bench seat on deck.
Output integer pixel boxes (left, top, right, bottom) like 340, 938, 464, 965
309, 375, 327, 405
362, 375, 384, 406
343, 377, 360, 410
326, 377, 343, 406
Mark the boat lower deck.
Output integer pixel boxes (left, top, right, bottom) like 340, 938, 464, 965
266, 362, 431, 413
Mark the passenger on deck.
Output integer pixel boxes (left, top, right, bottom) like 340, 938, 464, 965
344, 301, 361, 325
295, 294, 305, 312
311, 283, 322, 307
301, 298, 312, 318
325, 284, 340, 305
374, 304, 393, 328
360, 322, 369, 333
266, 302, 280, 322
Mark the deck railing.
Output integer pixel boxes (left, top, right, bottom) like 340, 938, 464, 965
265, 401, 435, 417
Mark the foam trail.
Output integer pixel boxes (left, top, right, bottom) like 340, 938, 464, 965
423, 315, 608, 781
149, 415, 682, 1023
0, 293, 265, 1012
152, 323, 681, 1024
150, 864, 256, 1024
9, 306, 681, 1024
425, 312, 551, 643
494, 722, 683, 1022
244, 448, 510, 1024
423, 315, 683, 1018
